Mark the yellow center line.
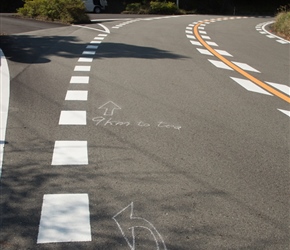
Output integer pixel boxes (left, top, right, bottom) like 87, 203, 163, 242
193, 22, 290, 104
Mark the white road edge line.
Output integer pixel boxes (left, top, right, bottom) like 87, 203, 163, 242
0, 49, 10, 177
261, 21, 290, 44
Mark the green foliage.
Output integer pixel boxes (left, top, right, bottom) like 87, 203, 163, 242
273, 7, 290, 39
149, 1, 179, 14
17, 0, 90, 24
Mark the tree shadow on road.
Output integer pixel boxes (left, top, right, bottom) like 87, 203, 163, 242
0, 34, 188, 65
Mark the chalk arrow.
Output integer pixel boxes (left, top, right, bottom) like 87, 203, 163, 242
112, 202, 167, 250
98, 101, 121, 116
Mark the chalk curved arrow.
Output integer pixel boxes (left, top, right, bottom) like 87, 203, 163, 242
98, 101, 121, 116
112, 202, 167, 250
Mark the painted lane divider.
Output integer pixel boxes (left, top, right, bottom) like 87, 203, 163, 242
192, 20, 290, 104
185, 18, 290, 118
256, 21, 290, 44
43, 30, 110, 244
37, 194, 91, 243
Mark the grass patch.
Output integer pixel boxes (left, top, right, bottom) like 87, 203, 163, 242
272, 5, 290, 40
17, 0, 90, 24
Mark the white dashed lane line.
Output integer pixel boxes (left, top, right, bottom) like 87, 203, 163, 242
185, 17, 290, 117
256, 21, 290, 44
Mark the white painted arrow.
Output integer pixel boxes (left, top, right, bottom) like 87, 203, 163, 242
112, 202, 167, 250
98, 101, 121, 116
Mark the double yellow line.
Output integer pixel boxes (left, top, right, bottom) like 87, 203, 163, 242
193, 22, 290, 104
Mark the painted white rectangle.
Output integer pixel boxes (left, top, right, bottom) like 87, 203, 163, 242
51, 141, 88, 165
190, 40, 202, 46
37, 194, 91, 243
201, 35, 211, 40
59, 111, 86, 125
82, 51, 96, 55
278, 109, 290, 118
70, 76, 89, 84
266, 35, 275, 38
186, 27, 193, 30
188, 24, 194, 27
94, 37, 105, 40
266, 82, 290, 95
215, 49, 233, 57
86, 45, 98, 49
98, 34, 107, 37
232, 62, 260, 73
197, 48, 213, 56
186, 30, 193, 34
199, 31, 207, 34
231, 77, 272, 95
206, 41, 218, 46
198, 26, 205, 30
259, 31, 267, 34
90, 41, 102, 44
65, 90, 88, 101
277, 40, 288, 44
78, 57, 93, 62
186, 35, 196, 39
208, 59, 233, 70
74, 66, 91, 72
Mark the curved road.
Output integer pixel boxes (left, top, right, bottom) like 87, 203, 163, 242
0, 14, 289, 249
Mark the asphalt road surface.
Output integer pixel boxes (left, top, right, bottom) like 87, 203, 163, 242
0, 13, 289, 250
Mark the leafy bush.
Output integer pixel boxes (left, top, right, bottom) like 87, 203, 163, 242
18, 0, 90, 24
149, 1, 180, 14
273, 5, 290, 40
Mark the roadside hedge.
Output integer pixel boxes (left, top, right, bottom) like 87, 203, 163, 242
124, 1, 182, 15
273, 5, 290, 40
18, 0, 90, 24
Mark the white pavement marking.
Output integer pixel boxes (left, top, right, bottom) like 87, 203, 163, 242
86, 45, 99, 50
199, 31, 207, 34
277, 40, 289, 44
82, 51, 96, 55
0, 49, 10, 177
206, 41, 218, 46
186, 35, 196, 39
196, 48, 213, 56
201, 35, 211, 40
90, 41, 102, 44
186, 30, 193, 34
230, 77, 272, 95
74, 66, 91, 72
232, 62, 260, 73
190, 40, 202, 46
198, 26, 205, 30
265, 82, 290, 95
94, 37, 105, 40
98, 34, 108, 37
51, 141, 88, 165
78, 57, 93, 62
37, 194, 91, 243
278, 109, 290, 117
208, 59, 233, 70
65, 90, 88, 101
70, 76, 90, 84
59, 111, 87, 125
215, 49, 233, 57
261, 21, 290, 44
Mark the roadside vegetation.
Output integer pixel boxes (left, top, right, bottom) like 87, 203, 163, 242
17, 0, 90, 24
273, 5, 290, 40
123, 1, 188, 15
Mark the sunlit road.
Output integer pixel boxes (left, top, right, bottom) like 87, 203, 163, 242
0, 14, 289, 249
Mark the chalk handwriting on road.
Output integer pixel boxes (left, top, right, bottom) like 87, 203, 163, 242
92, 117, 181, 130
98, 101, 121, 116
113, 202, 167, 250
